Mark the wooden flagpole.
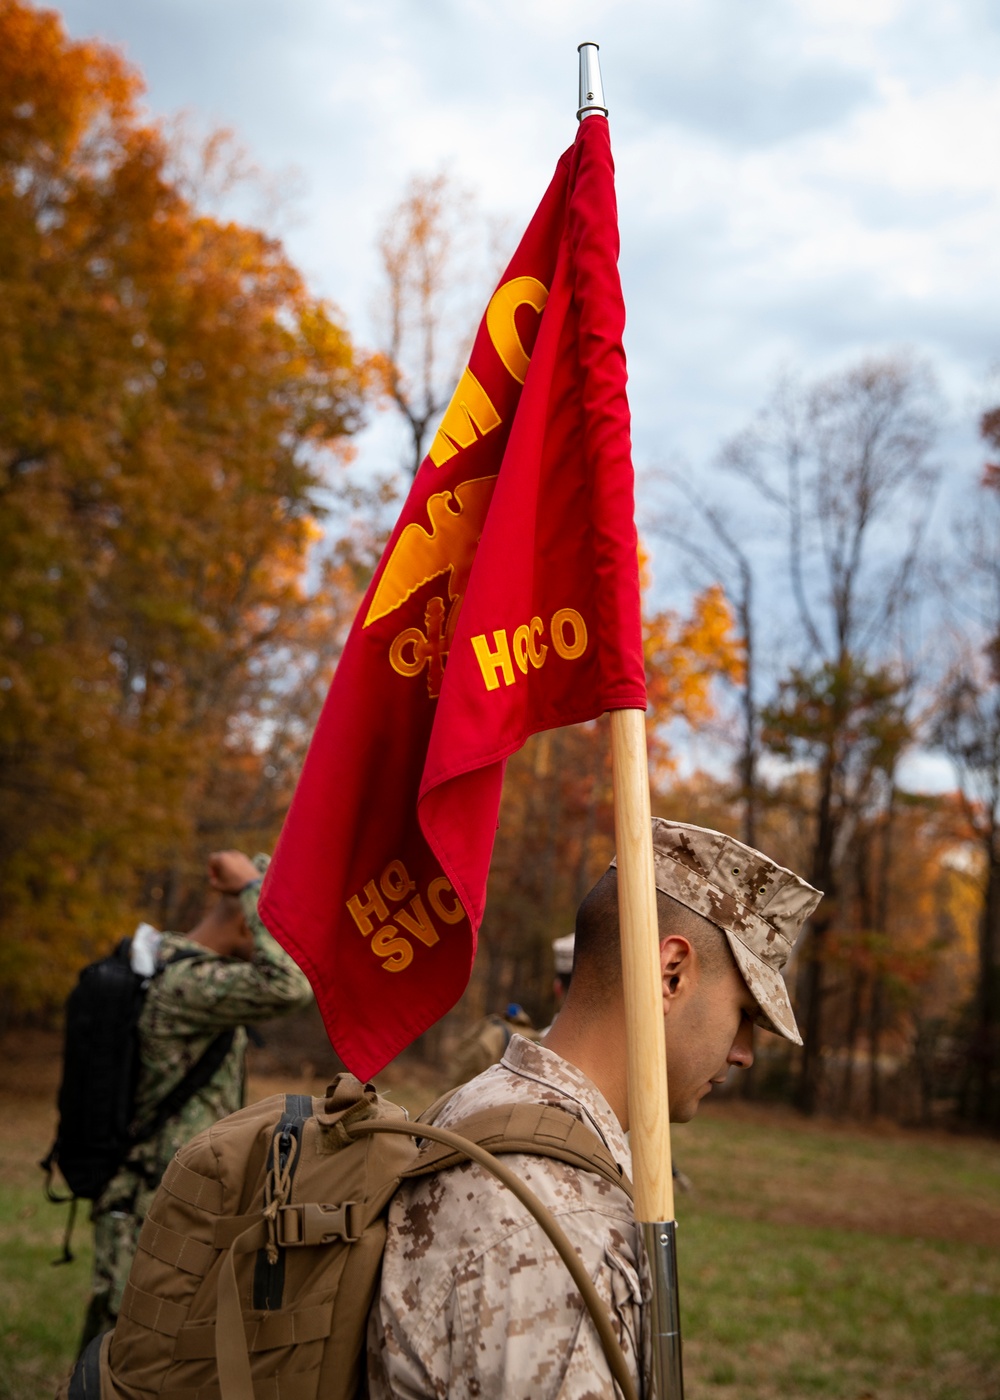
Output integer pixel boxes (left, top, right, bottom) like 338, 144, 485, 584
610, 709, 682, 1398
610, 709, 675, 1222
578, 40, 685, 1399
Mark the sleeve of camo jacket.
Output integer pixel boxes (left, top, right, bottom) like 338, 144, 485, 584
239, 878, 314, 1012
150, 884, 314, 1034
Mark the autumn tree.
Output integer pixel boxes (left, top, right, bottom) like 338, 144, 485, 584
723, 355, 940, 1111
651, 479, 762, 846
932, 424, 1000, 1127
761, 659, 919, 1110
833, 789, 977, 1121
0, 0, 370, 1014
374, 173, 502, 477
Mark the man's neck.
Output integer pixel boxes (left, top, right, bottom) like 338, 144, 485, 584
542, 1005, 630, 1132
185, 916, 227, 955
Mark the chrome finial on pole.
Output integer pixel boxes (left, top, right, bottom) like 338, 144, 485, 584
577, 42, 608, 121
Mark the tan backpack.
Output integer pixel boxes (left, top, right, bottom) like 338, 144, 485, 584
62, 1073, 637, 1400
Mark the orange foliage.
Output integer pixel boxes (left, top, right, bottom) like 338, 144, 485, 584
0, 1, 370, 1010
829, 795, 979, 1011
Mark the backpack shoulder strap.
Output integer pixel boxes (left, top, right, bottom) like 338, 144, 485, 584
402, 1101, 633, 1200
129, 1027, 237, 1148
347, 1113, 638, 1400
129, 944, 245, 1147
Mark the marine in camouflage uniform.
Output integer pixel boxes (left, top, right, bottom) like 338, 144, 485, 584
368, 819, 821, 1399
368, 1034, 648, 1399
83, 853, 312, 1344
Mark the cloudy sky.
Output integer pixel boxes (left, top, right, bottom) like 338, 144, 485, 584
56, 0, 1000, 467
55, 0, 1000, 785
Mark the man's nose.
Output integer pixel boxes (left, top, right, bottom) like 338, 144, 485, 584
727, 1016, 755, 1070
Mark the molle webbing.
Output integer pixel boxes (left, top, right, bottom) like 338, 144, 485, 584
156, 1375, 320, 1400
171, 1301, 332, 1359
404, 1101, 633, 1199
159, 1157, 225, 1214
135, 1217, 217, 1277
119, 1278, 188, 1338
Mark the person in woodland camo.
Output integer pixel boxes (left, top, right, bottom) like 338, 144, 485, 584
81, 850, 313, 1348
368, 819, 822, 1400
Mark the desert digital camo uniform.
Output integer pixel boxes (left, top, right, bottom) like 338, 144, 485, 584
89, 883, 313, 1322
368, 1034, 650, 1400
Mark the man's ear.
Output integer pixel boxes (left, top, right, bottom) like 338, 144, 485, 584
660, 935, 693, 1013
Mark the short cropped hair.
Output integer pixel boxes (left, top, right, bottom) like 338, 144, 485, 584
570, 867, 733, 1007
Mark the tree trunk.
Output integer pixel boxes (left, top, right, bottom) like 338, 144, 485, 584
867, 782, 897, 1121
738, 577, 758, 850
965, 830, 1000, 1127
841, 966, 865, 1115
795, 746, 837, 1114
867, 972, 884, 1118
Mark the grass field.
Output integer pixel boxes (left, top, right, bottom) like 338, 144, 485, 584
2, 1054, 998, 1400
671, 1106, 1000, 1399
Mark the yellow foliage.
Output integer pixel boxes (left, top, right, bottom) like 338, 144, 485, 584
644, 582, 745, 778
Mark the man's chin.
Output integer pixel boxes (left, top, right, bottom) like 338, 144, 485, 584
670, 1082, 716, 1123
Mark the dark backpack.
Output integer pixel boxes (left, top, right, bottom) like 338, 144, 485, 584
63, 1074, 639, 1400
42, 937, 235, 1209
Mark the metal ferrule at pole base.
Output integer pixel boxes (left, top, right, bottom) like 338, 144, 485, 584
577, 41, 609, 120
642, 1220, 684, 1400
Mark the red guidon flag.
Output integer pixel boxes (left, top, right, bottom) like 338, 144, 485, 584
260, 115, 646, 1078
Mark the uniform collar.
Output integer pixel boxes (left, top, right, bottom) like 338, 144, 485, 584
500, 1033, 632, 1173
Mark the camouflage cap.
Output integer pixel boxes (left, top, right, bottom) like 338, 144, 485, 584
611, 819, 822, 1045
